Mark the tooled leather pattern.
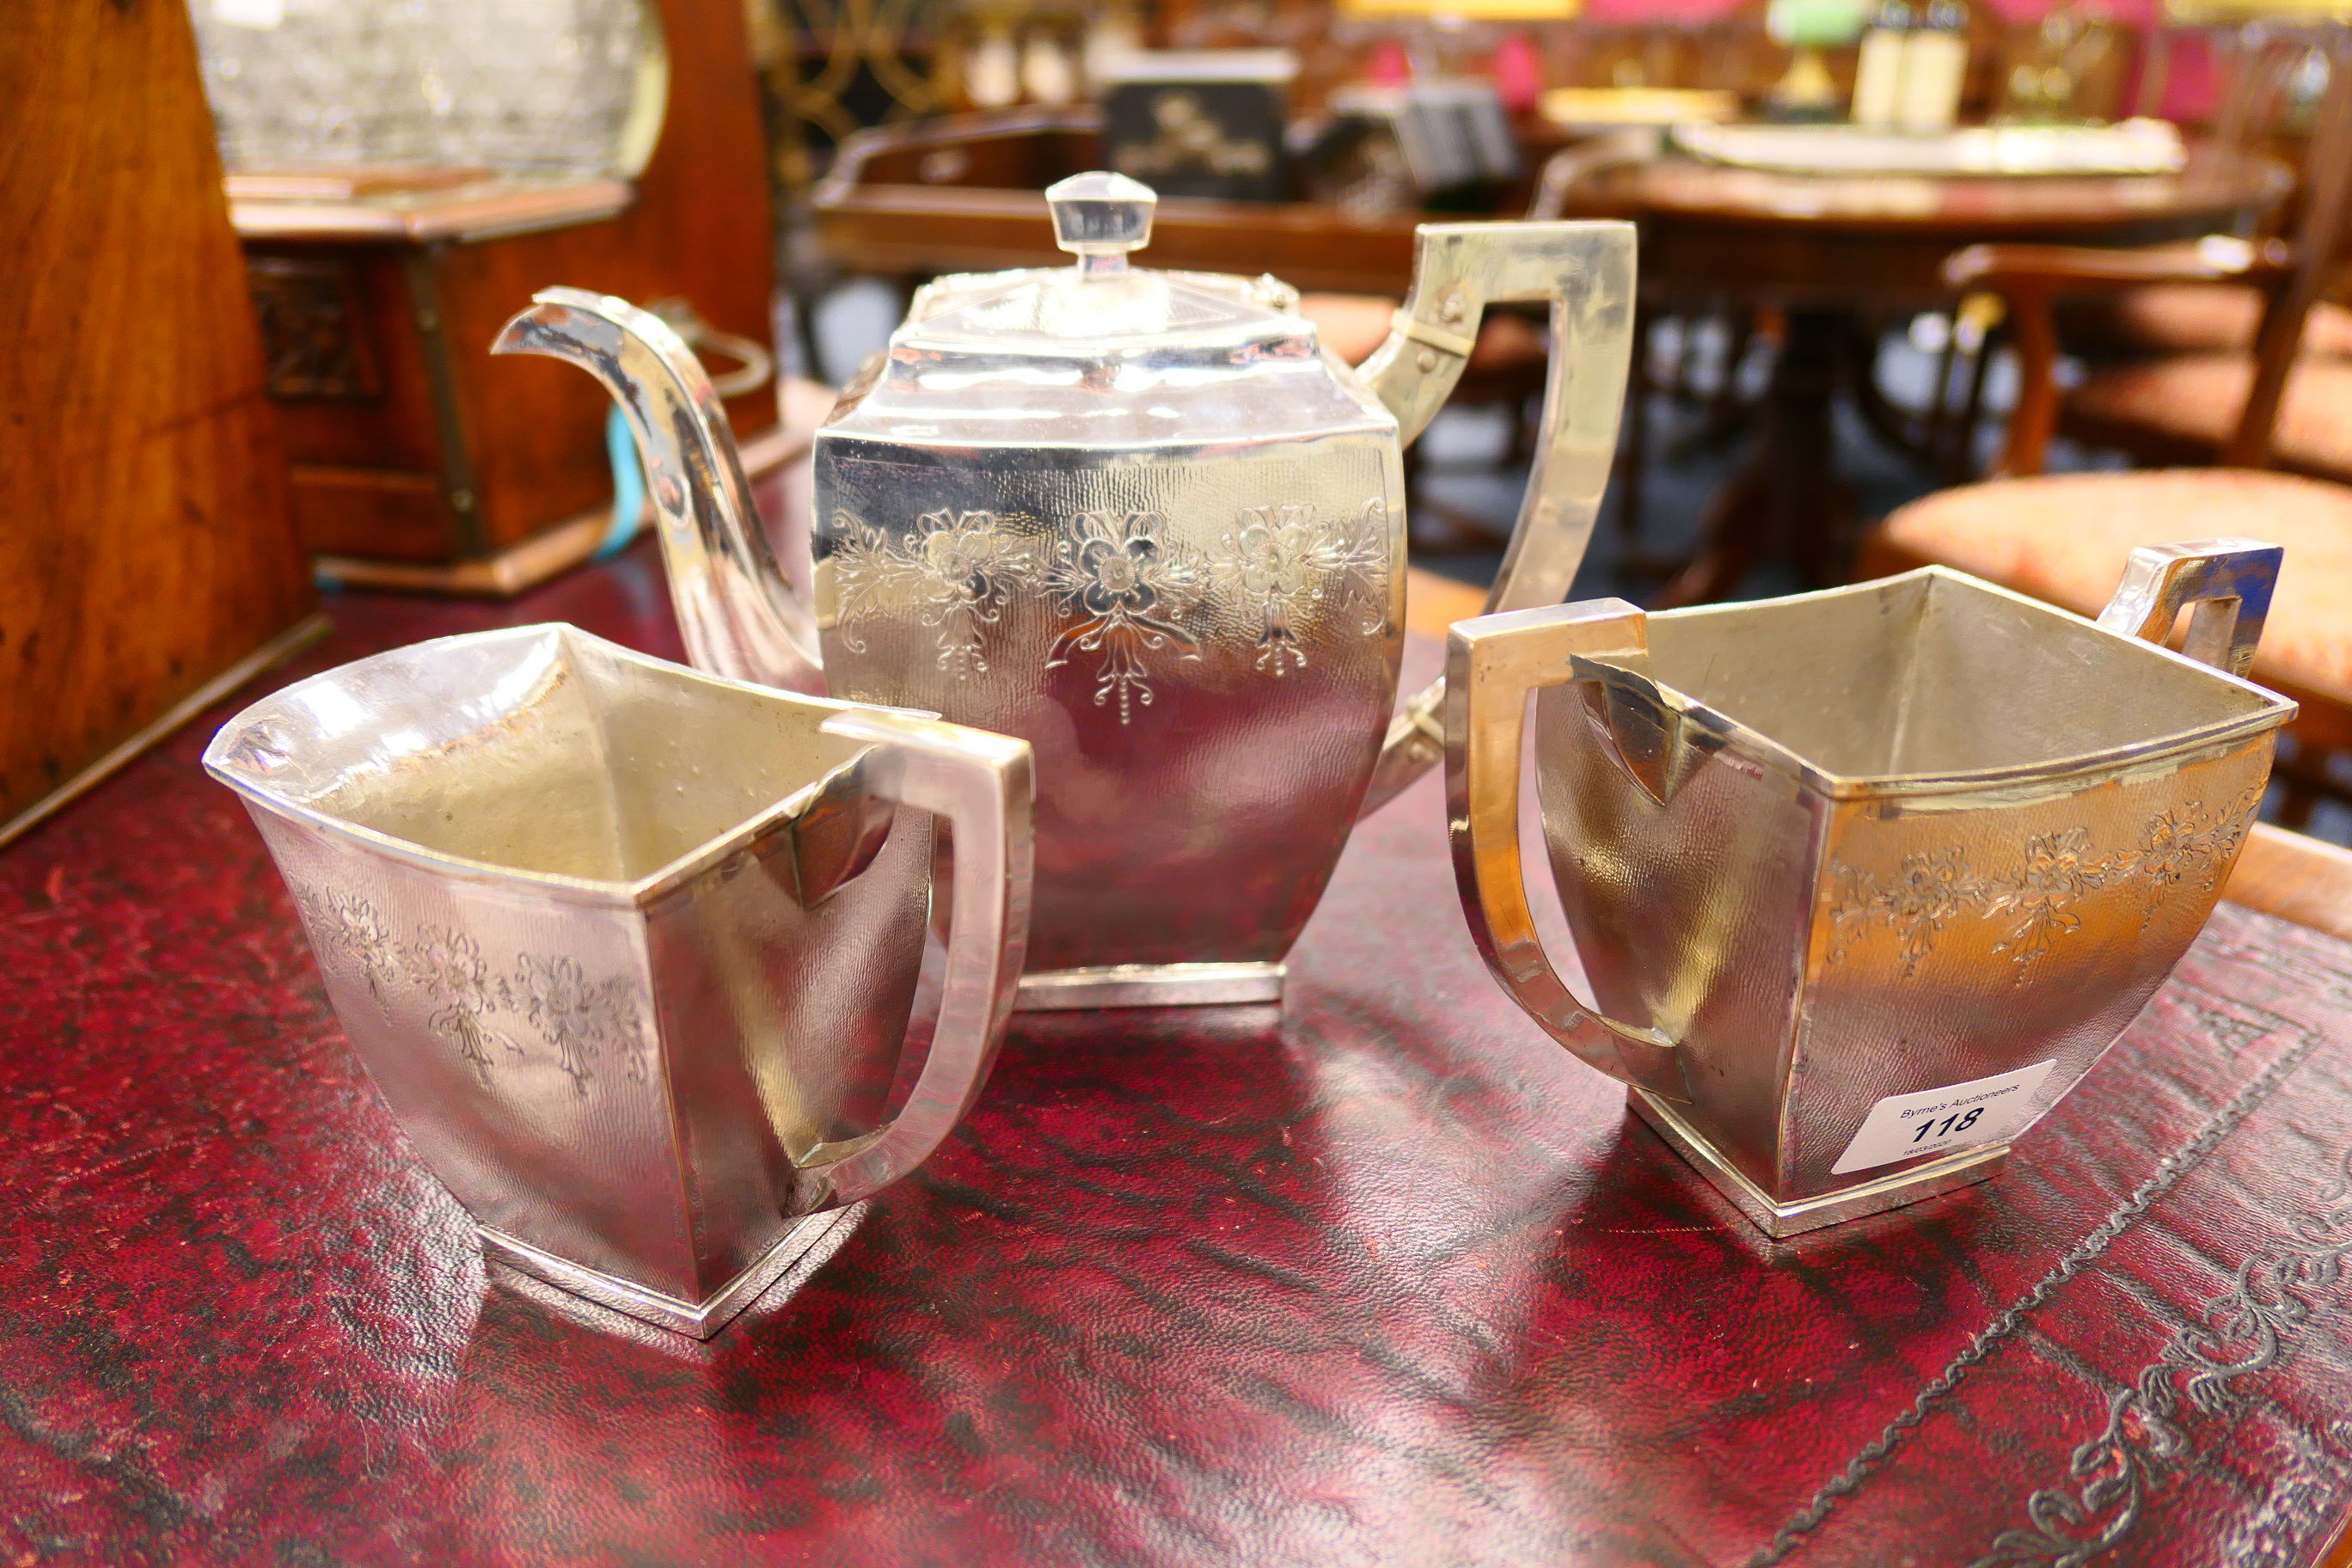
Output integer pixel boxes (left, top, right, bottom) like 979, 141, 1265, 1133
3, 546, 2349, 1566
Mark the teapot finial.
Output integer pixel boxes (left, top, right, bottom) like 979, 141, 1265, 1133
1044, 171, 1156, 277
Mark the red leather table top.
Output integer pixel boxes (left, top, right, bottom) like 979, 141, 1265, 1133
6, 546, 2352, 1567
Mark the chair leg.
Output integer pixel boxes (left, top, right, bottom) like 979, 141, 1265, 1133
1615, 303, 1654, 543
1662, 310, 1692, 402
1946, 319, 2002, 482
2278, 779, 2322, 831
1920, 317, 1959, 462
1705, 307, 1756, 438
2269, 738, 2352, 832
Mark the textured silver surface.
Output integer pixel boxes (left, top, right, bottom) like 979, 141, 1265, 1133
205, 625, 1032, 1330
493, 177, 1637, 1002
1450, 545, 2299, 1228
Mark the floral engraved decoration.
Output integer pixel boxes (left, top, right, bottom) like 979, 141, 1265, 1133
509, 953, 645, 1093
1209, 500, 1391, 674
301, 890, 402, 1010
820, 494, 1392, 721
407, 925, 511, 1086
827, 509, 1040, 677
293, 895, 646, 1096
1828, 790, 2259, 983
1045, 510, 1203, 724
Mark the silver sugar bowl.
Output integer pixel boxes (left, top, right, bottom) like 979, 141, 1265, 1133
493, 171, 1635, 1009
1447, 542, 2295, 1236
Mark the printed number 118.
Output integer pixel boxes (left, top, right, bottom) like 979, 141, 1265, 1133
1913, 1106, 1983, 1144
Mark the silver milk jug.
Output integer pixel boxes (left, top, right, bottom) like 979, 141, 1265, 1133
1445, 541, 2295, 1236
493, 172, 1635, 1010
207, 625, 1033, 1335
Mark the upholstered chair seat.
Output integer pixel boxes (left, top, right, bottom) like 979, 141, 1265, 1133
1296, 291, 1553, 377
2110, 283, 2352, 357
1297, 292, 1397, 368
1868, 470, 2352, 807
2064, 353, 2352, 482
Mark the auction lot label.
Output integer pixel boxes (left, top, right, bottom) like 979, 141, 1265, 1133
1831, 1058, 2059, 1174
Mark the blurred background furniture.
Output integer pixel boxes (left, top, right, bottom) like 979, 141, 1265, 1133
813, 105, 1428, 291
161, 0, 2352, 854
0, 0, 319, 847
1542, 142, 2294, 602
196, 0, 783, 594
1865, 20, 2352, 825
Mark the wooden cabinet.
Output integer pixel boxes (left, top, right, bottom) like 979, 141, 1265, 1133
0, 0, 320, 845
229, 0, 781, 594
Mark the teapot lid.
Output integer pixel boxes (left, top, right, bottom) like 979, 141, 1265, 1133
828, 171, 1393, 449
894, 171, 1308, 355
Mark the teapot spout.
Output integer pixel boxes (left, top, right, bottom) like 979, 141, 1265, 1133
493, 288, 824, 693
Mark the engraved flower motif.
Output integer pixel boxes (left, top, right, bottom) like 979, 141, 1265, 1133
1046, 510, 1200, 724
1826, 792, 2254, 985
302, 890, 401, 1010
1833, 846, 1981, 977
407, 926, 511, 1086
508, 953, 642, 1094
1986, 828, 2126, 973
2136, 788, 2259, 925
827, 508, 1040, 677
1210, 500, 1391, 674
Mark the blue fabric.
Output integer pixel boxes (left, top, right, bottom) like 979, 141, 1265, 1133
597, 404, 647, 559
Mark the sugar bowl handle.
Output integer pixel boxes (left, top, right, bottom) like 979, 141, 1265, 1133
2094, 537, 2282, 676
800, 710, 1034, 1208
1443, 600, 1689, 1102
1357, 220, 1638, 818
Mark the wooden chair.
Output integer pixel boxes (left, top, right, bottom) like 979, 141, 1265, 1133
1862, 23, 2352, 827
1987, 26, 2352, 481
2107, 21, 2352, 358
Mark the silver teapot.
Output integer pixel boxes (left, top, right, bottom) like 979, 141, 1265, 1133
497, 172, 1634, 1009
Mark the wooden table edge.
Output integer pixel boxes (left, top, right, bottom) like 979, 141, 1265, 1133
2226, 823, 2352, 945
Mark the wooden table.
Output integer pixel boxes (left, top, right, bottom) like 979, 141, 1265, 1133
1553, 150, 2296, 604
812, 107, 1431, 297
7, 546, 2352, 1565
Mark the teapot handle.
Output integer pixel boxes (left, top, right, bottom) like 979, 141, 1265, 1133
493, 289, 826, 695
797, 708, 1034, 1208
1355, 221, 1639, 818
1443, 598, 1690, 1102
2093, 537, 2282, 676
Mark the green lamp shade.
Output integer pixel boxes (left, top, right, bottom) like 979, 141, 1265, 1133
1767, 0, 1870, 46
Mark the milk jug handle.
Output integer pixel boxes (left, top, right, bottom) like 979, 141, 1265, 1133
1357, 221, 1639, 819
2093, 537, 2282, 677
1443, 600, 1690, 1103
493, 289, 826, 695
800, 710, 1034, 1208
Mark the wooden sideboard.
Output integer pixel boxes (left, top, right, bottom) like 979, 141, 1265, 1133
0, 0, 319, 847
229, 0, 781, 593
